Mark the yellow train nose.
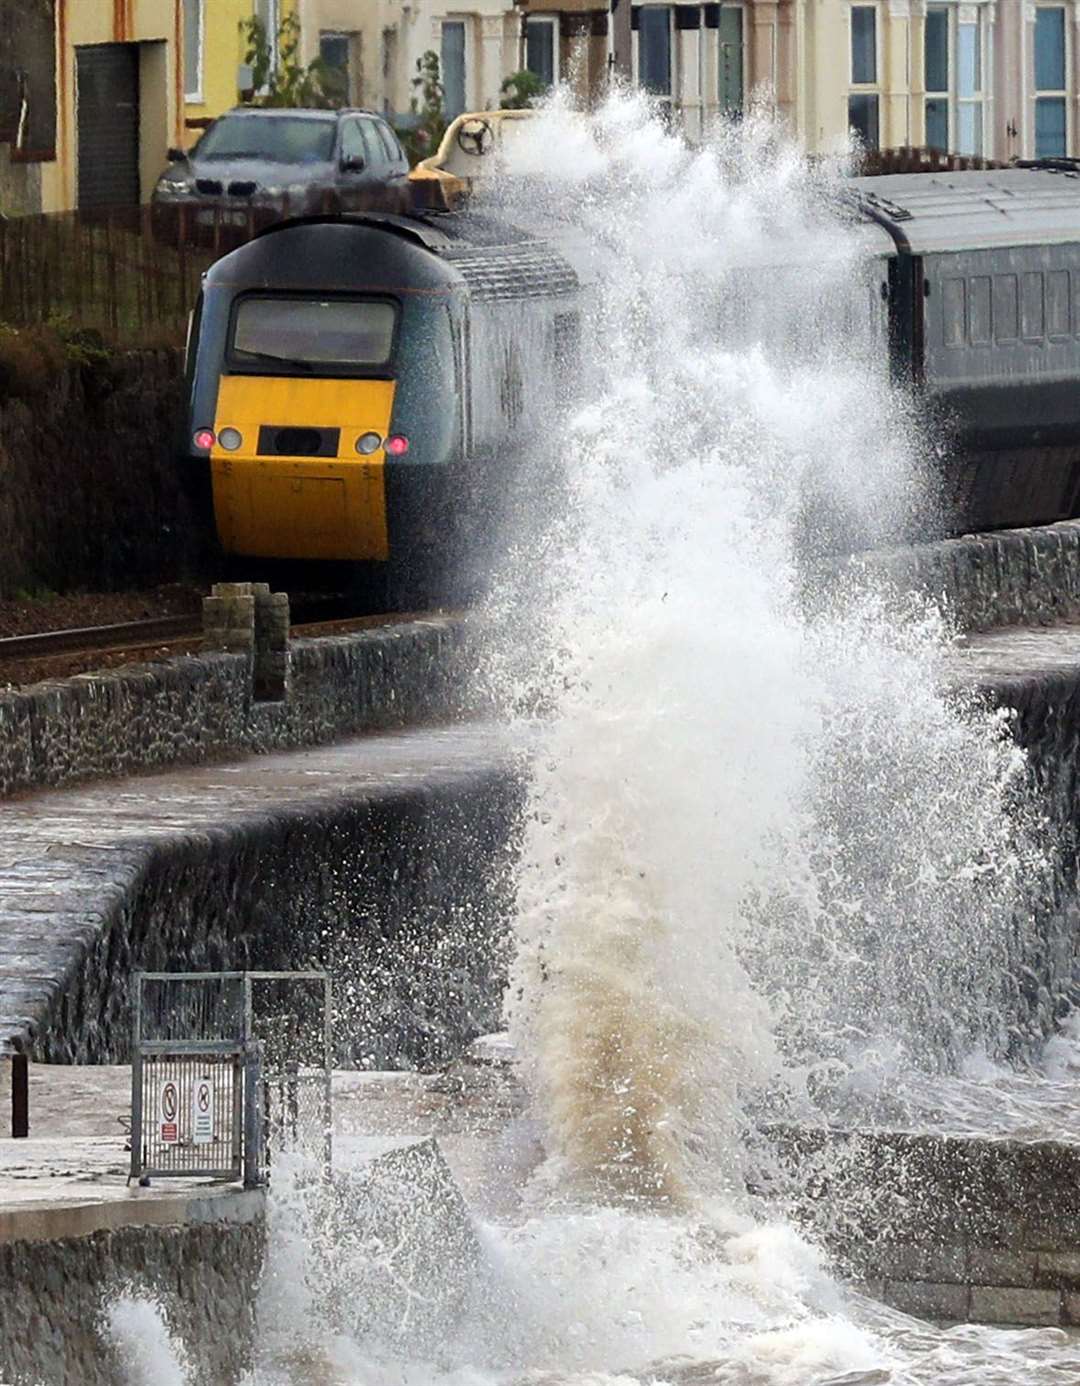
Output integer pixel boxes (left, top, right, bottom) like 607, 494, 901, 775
209, 375, 396, 562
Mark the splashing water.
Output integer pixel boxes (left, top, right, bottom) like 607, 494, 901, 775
113, 97, 1078, 1384
497, 92, 1053, 1205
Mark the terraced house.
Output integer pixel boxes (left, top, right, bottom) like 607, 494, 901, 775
0, 0, 185, 214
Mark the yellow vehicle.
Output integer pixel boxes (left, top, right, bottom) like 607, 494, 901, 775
182, 174, 582, 602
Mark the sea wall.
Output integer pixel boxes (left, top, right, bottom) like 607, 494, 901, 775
852, 518, 1080, 632
0, 614, 478, 798
22, 765, 519, 1067
0, 1193, 264, 1386
774, 1125, 1080, 1327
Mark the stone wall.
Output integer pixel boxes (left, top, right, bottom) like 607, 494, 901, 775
773, 1125, 1080, 1327
0, 1202, 263, 1386
24, 766, 519, 1068
849, 519, 1080, 632
0, 347, 193, 598
0, 614, 478, 798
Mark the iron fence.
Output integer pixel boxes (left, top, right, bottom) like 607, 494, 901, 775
130, 970, 332, 1188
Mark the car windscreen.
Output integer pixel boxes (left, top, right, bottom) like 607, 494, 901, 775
231, 298, 397, 368
197, 116, 336, 164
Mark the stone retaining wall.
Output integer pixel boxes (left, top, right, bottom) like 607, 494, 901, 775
851, 519, 1080, 632
0, 614, 477, 799
773, 1125, 1080, 1327
22, 768, 519, 1067
0, 1204, 263, 1386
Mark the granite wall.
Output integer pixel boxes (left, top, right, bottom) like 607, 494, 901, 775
0, 614, 478, 798
25, 767, 519, 1068
0, 1210, 263, 1386
850, 518, 1080, 632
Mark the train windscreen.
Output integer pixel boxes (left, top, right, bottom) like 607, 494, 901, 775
231, 297, 397, 368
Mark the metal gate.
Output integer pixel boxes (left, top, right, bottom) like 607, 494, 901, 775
130, 971, 332, 1187
76, 44, 140, 208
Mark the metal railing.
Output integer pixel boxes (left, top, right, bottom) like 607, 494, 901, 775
130, 970, 332, 1188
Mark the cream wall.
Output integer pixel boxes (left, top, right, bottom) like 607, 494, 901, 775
45, 0, 185, 211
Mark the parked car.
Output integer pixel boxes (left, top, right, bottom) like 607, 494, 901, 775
151, 107, 411, 243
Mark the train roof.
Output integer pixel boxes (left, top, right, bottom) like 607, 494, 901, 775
203, 212, 580, 302
848, 168, 1080, 253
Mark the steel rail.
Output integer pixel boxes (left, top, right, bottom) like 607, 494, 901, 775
0, 614, 199, 660
0, 605, 426, 665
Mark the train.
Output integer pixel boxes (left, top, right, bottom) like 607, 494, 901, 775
180, 135, 1080, 598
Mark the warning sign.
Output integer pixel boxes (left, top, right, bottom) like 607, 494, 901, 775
159, 1081, 179, 1145
192, 1077, 214, 1146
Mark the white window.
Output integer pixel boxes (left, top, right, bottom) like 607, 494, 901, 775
525, 16, 559, 87
638, 7, 673, 97
1035, 5, 1068, 156
925, 6, 988, 155
718, 5, 744, 118
848, 4, 880, 149
441, 20, 467, 118
183, 0, 204, 103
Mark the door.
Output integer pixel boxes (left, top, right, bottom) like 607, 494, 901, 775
76, 44, 140, 208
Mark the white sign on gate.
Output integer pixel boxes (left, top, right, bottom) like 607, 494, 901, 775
158, 1080, 180, 1145
192, 1077, 214, 1146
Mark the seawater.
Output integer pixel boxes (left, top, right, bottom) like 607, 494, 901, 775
111, 97, 1080, 1384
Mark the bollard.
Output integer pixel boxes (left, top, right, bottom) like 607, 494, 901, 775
253, 586, 290, 703
11, 1053, 28, 1138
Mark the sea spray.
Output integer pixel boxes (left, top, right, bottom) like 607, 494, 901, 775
493, 91, 1053, 1203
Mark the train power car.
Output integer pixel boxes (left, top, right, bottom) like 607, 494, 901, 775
848, 167, 1080, 532
182, 207, 584, 601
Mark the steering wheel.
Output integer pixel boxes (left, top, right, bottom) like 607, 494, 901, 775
456, 118, 494, 157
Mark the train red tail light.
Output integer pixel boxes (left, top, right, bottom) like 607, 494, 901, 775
193, 428, 216, 450
385, 434, 409, 456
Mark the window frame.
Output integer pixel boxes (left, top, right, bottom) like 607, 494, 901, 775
716, 3, 745, 118
923, 4, 989, 157
441, 18, 469, 120
637, 6, 674, 98
524, 14, 560, 86
183, 0, 205, 104
1034, 4, 1070, 157
848, 4, 881, 150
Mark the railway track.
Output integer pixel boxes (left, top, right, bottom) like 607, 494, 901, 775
0, 604, 423, 672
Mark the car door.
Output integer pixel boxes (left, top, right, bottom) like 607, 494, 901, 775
369, 118, 411, 211
336, 116, 378, 211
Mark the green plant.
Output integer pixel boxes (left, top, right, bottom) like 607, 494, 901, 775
239, 13, 341, 108
398, 51, 447, 164
499, 69, 547, 110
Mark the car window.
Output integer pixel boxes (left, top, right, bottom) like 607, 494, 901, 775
358, 120, 385, 168
339, 119, 366, 164
196, 115, 336, 163
373, 121, 402, 165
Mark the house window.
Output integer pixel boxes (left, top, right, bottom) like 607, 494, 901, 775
442, 20, 467, 118
639, 8, 672, 96
319, 32, 352, 105
851, 6, 877, 83
848, 5, 879, 149
924, 7, 986, 155
183, 0, 204, 102
1035, 6, 1068, 156
719, 6, 743, 117
525, 16, 558, 86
